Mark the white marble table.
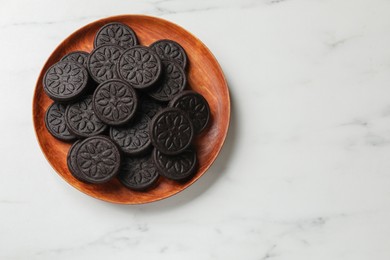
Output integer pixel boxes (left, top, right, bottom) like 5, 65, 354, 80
1, 0, 390, 259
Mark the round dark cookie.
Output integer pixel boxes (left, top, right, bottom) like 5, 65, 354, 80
61, 51, 89, 68
149, 108, 194, 155
87, 44, 123, 83
153, 147, 197, 181
118, 155, 160, 191
43, 60, 89, 102
92, 79, 138, 126
150, 39, 187, 69
169, 90, 210, 134
67, 140, 87, 182
75, 135, 121, 184
65, 95, 107, 138
45, 102, 77, 142
117, 46, 162, 89
94, 22, 138, 49
140, 95, 165, 119
110, 113, 152, 156
147, 59, 186, 102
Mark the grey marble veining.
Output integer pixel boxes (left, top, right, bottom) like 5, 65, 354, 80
1, 0, 390, 259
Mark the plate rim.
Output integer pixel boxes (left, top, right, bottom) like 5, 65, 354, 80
32, 14, 231, 204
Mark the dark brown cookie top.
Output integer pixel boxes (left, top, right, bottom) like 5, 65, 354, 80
150, 108, 194, 155
110, 113, 151, 155
43, 60, 88, 102
92, 79, 138, 126
75, 135, 121, 184
118, 155, 160, 191
87, 44, 123, 83
117, 46, 162, 89
65, 95, 107, 138
94, 22, 138, 49
147, 60, 186, 102
150, 39, 187, 69
153, 148, 197, 181
45, 102, 77, 142
169, 91, 210, 134
140, 95, 165, 119
61, 51, 89, 68
67, 140, 87, 182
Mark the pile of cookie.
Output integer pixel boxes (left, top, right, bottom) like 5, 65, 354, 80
44, 22, 210, 191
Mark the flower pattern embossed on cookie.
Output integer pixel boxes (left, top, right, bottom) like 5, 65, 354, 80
61, 51, 89, 68
93, 80, 138, 125
110, 113, 151, 155
45, 102, 76, 141
76, 136, 121, 183
67, 140, 87, 182
150, 39, 187, 69
118, 155, 159, 190
169, 91, 210, 134
88, 44, 123, 83
44, 60, 88, 102
150, 108, 194, 155
65, 96, 107, 137
147, 60, 186, 101
94, 22, 138, 49
153, 148, 197, 181
118, 46, 162, 89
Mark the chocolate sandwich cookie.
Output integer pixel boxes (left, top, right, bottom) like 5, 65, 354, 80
150, 39, 187, 69
140, 95, 164, 119
75, 135, 121, 184
94, 22, 138, 49
147, 59, 186, 102
153, 147, 197, 181
45, 102, 77, 142
169, 91, 210, 134
65, 95, 107, 138
61, 51, 89, 68
92, 79, 138, 126
67, 140, 87, 182
117, 46, 162, 89
87, 44, 123, 83
150, 108, 194, 155
43, 60, 89, 102
110, 113, 152, 155
118, 155, 160, 191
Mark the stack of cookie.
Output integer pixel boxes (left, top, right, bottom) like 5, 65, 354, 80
43, 22, 210, 191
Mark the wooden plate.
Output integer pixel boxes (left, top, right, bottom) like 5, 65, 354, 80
32, 15, 230, 204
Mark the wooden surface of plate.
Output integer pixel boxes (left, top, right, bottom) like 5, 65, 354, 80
32, 15, 230, 204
